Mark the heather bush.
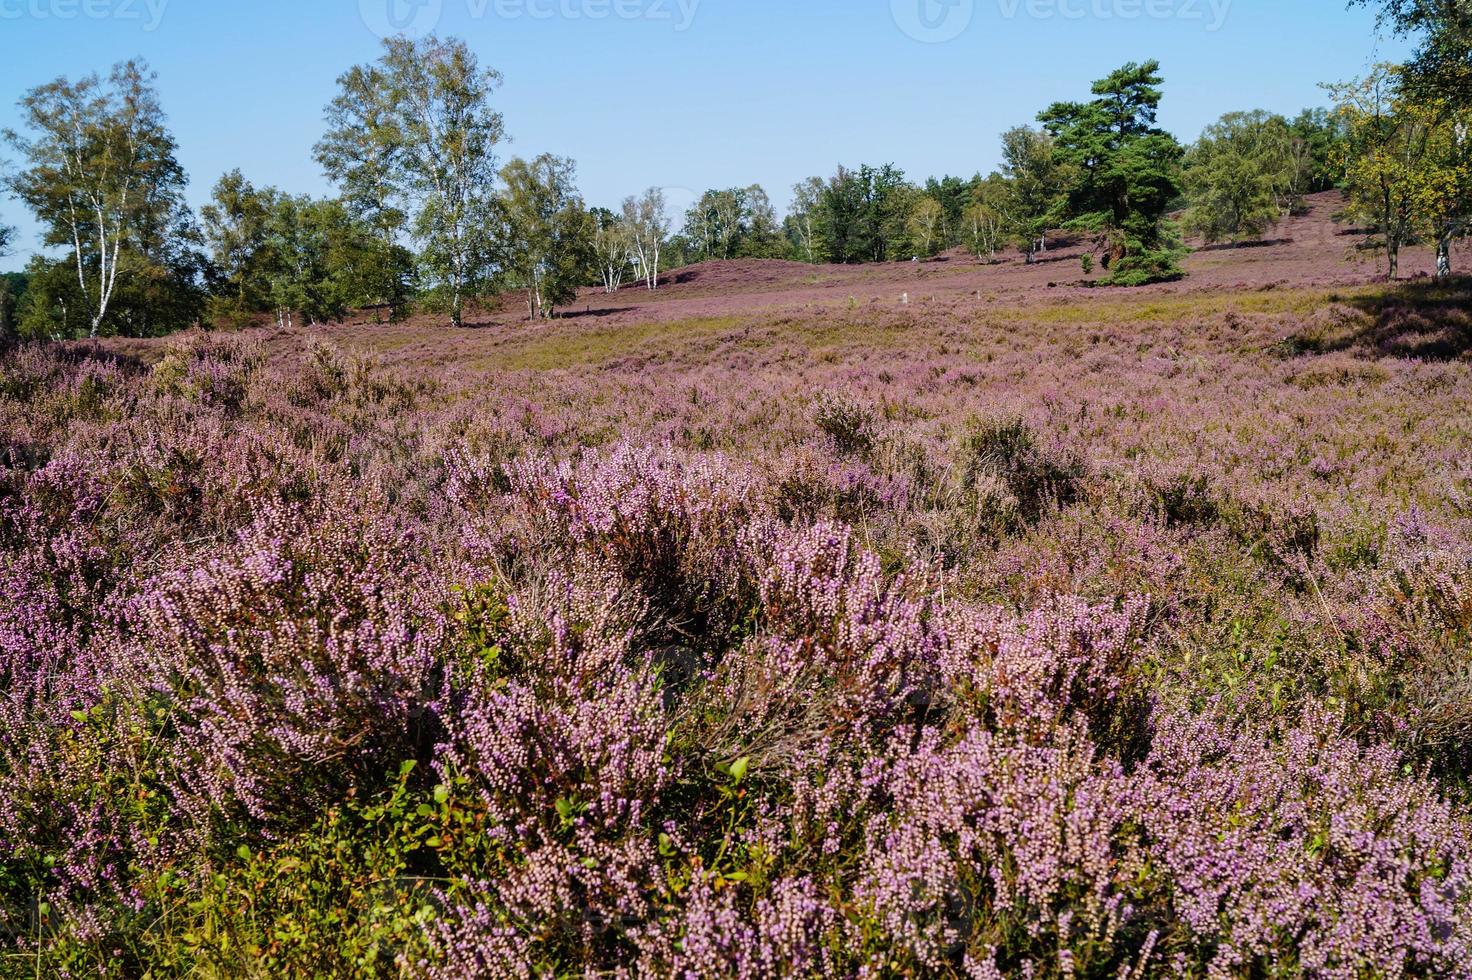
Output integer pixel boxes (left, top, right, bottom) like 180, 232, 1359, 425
1140, 708, 1472, 977
958, 415, 1086, 529
814, 391, 878, 456
4, 266, 1472, 977
150, 331, 264, 411
129, 498, 450, 831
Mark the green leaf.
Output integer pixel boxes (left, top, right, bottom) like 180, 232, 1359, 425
236, 844, 252, 862
729, 756, 750, 785
433, 784, 450, 805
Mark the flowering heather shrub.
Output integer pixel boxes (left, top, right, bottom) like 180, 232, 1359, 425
814, 391, 879, 456
129, 498, 451, 829
503, 443, 763, 641
858, 726, 1146, 975
694, 521, 945, 767
5, 276, 1472, 975
1141, 709, 1472, 977
942, 595, 1154, 751
1336, 525, 1472, 769
150, 331, 264, 411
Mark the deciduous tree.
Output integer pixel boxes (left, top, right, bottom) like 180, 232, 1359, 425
590, 207, 630, 293
622, 188, 669, 290
999, 126, 1067, 262
5, 59, 196, 337
320, 36, 503, 326
906, 196, 945, 257
787, 176, 825, 263
1333, 67, 1448, 279
1182, 111, 1308, 244
499, 154, 594, 319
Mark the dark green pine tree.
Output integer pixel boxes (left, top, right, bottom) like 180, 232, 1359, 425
1038, 60, 1185, 282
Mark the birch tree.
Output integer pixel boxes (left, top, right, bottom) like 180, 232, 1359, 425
320, 36, 503, 326
1182, 111, 1307, 243
965, 176, 1012, 259
1334, 67, 1436, 279
499, 154, 594, 319
787, 176, 824, 262
5, 59, 186, 338
906, 196, 945, 257
623, 188, 669, 290
591, 208, 631, 293
999, 126, 1066, 261
314, 62, 415, 320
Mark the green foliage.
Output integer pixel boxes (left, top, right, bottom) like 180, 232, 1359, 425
1292, 107, 1352, 193
1000, 125, 1070, 261
683, 185, 785, 261
184, 761, 449, 977
1183, 110, 1312, 243
1104, 246, 1188, 287
1356, 0, 1472, 106
499, 154, 596, 319
319, 36, 505, 326
964, 173, 1013, 259
785, 175, 827, 262
1040, 60, 1185, 260
816, 163, 913, 263
923, 174, 977, 249
1333, 65, 1472, 278
0, 271, 25, 347
202, 171, 413, 329
4, 59, 202, 339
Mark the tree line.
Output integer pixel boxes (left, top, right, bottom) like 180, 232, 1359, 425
1, 6, 1468, 342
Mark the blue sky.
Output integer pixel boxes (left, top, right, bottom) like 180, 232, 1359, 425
0, 0, 1411, 271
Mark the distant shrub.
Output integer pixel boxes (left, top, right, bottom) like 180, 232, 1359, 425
1103, 249, 1186, 287
959, 416, 1086, 527
151, 331, 263, 410
814, 392, 877, 456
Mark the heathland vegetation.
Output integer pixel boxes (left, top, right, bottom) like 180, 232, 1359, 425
3, 2, 1472, 978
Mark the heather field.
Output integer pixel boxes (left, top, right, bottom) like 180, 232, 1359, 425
6, 201, 1472, 977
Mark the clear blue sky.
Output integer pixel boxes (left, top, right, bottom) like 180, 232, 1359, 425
0, 0, 1411, 271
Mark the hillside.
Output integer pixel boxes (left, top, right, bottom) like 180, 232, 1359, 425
10, 191, 1472, 975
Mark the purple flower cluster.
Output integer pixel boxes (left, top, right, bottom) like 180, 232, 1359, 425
1, 311, 1470, 977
